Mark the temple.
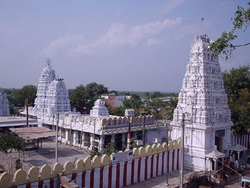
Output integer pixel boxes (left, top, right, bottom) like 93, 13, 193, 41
27, 61, 167, 152
170, 35, 233, 171
32, 60, 71, 116
0, 88, 10, 116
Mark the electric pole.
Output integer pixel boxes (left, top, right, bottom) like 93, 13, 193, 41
55, 113, 59, 162
180, 114, 185, 188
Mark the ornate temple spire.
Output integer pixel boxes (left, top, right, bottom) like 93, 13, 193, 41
170, 35, 233, 171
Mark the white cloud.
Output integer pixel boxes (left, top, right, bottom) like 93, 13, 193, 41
72, 18, 182, 54
147, 38, 164, 46
162, 0, 185, 15
38, 18, 182, 57
37, 34, 84, 58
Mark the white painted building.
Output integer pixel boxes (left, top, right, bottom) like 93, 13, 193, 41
27, 62, 166, 152
170, 35, 233, 171
32, 60, 70, 116
101, 93, 131, 107
0, 88, 10, 116
40, 98, 167, 152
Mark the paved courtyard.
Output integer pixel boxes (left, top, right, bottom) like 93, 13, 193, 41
12, 139, 90, 168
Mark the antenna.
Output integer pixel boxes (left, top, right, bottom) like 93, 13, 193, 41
201, 17, 204, 35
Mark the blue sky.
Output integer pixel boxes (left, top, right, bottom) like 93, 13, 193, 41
0, 0, 249, 92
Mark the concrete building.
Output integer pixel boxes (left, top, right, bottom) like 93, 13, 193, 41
101, 93, 131, 107
0, 88, 10, 116
170, 35, 233, 171
0, 116, 38, 132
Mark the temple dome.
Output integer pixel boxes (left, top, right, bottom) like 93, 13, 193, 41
33, 61, 71, 115
90, 99, 109, 117
39, 61, 56, 84
46, 79, 71, 114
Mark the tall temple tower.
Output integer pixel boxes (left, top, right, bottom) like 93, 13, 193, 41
33, 60, 70, 115
0, 88, 10, 116
170, 35, 233, 171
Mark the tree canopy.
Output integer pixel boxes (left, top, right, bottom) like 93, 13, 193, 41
69, 85, 87, 114
222, 65, 250, 135
3, 85, 37, 114
0, 133, 25, 153
222, 65, 250, 100
16, 85, 37, 106
209, 1, 250, 59
122, 94, 143, 115
69, 82, 108, 114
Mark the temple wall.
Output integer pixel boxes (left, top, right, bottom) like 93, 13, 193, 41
0, 139, 181, 188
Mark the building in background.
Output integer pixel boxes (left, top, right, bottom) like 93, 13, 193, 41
101, 93, 131, 108
170, 35, 233, 171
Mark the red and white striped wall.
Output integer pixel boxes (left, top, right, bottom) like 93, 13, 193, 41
14, 178, 57, 188
16, 149, 180, 188
231, 134, 250, 148
67, 149, 180, 188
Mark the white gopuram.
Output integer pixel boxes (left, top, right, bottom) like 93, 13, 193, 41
0, 88, 10, 116
33, 60, 70, 116
170, 35, 233, 171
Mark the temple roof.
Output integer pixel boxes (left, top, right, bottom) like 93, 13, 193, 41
229, 144, 247, 152
90, 99, 109, 117
205, 150, 226, 159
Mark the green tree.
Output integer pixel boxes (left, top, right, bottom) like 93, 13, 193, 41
3, 88, 19, 114
16, 85, 37, 106
122, 94, 142, 115
69, 82, 108, 114
165, 97, 178, 121
222, 66, 250, 135
109, 90, 118, 95
69, 85, 87, 114
222, 65, 250, 100
103, 143, 118, 155
106, 105, 124, 116
209, 1, 250, 59
85, 82, 108, 99
0, 133, 25, 153
85, 82, 108, 113
151, 91, 162, 98
229, 89, 250, 135
147, 98, 166, 120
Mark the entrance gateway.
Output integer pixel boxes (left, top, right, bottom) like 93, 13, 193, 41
170, 35, 233, 171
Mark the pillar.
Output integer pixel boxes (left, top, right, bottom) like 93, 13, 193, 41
59, 127, 62, 141
111, 134, 115, 144
81, 132, 85, 147
133, 132, 137, 140
122, 133, 126, 147
65, 129, 69, 144
90, 133, 95, 150
73, 131, 77, 145
99, 135, 105, 152
237, 151, 240, 161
